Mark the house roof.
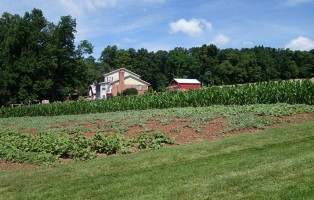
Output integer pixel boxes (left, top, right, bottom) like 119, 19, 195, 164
103, 68, 141, 78
173, 78, 201, 84
111, 75, 151, 86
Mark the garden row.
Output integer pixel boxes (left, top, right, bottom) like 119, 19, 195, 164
0, 131, 174, 165
1, 80, 313, 117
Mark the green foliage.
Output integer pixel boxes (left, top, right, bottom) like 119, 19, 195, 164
0, 145, 58, 165
222, 114, 281, 132
92, 132, 132, 154
77, 96, 87, 102
137, 131, 174, 149
122, 88, 138, 96
99, 44, 314, 92
0, 80, 313, 117
0, 9, 96, 106
0, 129, 175, 165
0, 131, 135, 165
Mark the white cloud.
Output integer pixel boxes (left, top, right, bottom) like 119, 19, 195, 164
124, 37, 136, 43
58, 0, 117, 13
58, 0, 84, 15
59, 0, 162, 12
285, 36, 314, 51
243, 40, 253, 45
88, 0, 117, 9
199, 19, 212, 30
145, 0, 166, 3
211, 34, 230, 46
169, 18, 212, 37
285, 0, 314, 6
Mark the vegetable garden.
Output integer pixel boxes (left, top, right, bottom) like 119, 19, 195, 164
1, 103, 313, 166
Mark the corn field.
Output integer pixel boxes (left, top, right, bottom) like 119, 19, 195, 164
0, 80, 313, 117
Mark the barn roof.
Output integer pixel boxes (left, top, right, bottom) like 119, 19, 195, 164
173, 79, 201, 84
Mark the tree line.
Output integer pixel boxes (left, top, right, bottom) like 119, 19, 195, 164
1, 9, 313, 106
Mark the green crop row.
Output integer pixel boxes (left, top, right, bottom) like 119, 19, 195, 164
0, 80, 313, 117
0, 131, 174, 165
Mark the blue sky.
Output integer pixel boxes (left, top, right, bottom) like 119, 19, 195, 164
1, 0, 314, 59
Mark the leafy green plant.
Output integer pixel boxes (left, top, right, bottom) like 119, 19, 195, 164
0, 130, 135, 165
185, 123, 202, 133
170, 127, 181, 133
159, 118, 170, 125
92, 132, 132, 154
0, 143, 58, 165
137, 131, 174, 149
137, 133, 151, 149
222, 114, 282, 132
122, 88, 138, 96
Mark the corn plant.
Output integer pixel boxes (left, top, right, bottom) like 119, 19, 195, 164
0, 80, 313, 117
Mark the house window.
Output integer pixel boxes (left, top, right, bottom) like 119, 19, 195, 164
102, 87, 106, 90
96, 85, 100, 98
107, 85, 111, 93
107, 77, 113, 82
137, 85, 142, 91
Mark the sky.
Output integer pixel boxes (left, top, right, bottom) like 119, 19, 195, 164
1, 0, 314, 59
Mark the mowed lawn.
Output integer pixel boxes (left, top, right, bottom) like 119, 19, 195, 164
1, 121, 313, 200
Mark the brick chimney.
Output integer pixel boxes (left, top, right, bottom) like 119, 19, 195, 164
119, 69, 125, 93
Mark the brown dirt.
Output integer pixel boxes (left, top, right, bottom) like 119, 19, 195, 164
0, 160, 38, 171
20, 129, 40, 136
59, 112, 314, 143
269, 112, 314, 128
1, 112, 313, 171
123, 112, 314, 145
59, 158, 72, 164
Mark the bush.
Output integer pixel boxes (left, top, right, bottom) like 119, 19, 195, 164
137, 131, 174, 149
0, 131, 136, 165
122, 88, 138, 96
77, 96, 87, 102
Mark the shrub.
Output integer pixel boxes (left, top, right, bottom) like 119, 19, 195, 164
122, 88, 138, 96
77, 96, 87, 102
92, 132, 132, 154
137, 131, 174, 149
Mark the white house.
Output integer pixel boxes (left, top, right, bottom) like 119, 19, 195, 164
88, 68, 150, 99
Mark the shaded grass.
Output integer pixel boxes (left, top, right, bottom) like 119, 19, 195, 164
1, 121, 313, 199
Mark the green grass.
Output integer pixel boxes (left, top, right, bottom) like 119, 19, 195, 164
1, 121, 313, 200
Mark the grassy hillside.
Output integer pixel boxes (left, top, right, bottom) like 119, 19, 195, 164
1, 121, 313, 200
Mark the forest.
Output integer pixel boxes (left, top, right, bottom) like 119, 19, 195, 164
0, 9, 313, 107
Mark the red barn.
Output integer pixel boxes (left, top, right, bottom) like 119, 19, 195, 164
168, 79, 201, 90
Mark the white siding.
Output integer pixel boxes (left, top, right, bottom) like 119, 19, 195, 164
104, 71, 132, 83
124, 77, 145, 85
